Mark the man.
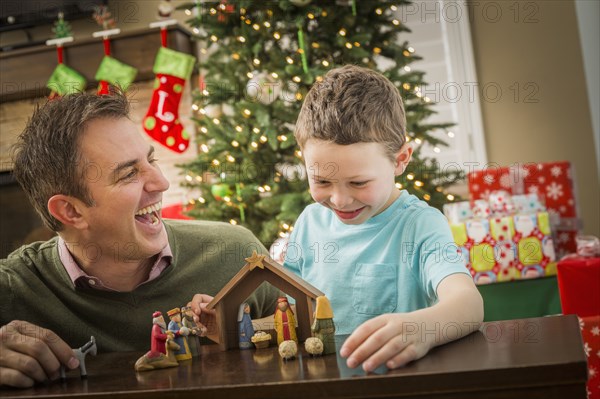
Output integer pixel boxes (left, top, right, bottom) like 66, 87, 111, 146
0, 90, 279, 388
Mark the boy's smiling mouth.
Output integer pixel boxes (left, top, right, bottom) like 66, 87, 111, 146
333, 206, 366, 220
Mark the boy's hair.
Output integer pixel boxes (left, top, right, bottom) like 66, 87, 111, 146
295, 65, 406, 161
12, 89, 130, 232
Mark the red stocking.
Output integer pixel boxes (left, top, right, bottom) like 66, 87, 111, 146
143, 31, 195, 153
144, 73, 188, 152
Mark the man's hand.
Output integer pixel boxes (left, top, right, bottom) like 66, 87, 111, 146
339, 313, 432, 373
0, 320, 79, 388
187, 294, 217, 335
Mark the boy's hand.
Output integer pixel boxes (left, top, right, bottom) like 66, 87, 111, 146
0, 320, 79, 388
339, 313, 432, 373
340, 274, 484, 373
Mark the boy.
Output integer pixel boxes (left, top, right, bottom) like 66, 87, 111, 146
284, 65, 483, 373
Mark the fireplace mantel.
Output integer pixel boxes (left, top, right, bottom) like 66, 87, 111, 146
0, 25, 194, 103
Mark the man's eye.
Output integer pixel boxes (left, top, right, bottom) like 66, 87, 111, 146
122, 169, 138, 181
149, 157, 158, 164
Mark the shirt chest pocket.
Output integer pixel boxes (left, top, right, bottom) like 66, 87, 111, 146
352, 263, 398, 315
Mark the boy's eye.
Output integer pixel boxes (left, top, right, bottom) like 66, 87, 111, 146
313, 180, 330, 185
351, 181, 368, 187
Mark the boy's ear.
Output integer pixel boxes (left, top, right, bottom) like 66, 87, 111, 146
394, 142, 413, 176
47, 195, 89, 230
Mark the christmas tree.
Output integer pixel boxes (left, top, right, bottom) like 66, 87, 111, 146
179, 0, 463, 245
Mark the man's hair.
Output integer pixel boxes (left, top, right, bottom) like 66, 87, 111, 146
12, 89, 130, 232
295, 65, 406, 161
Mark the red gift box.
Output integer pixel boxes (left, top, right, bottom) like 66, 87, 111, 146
161, 204, 193, 220
468, 161, 581, 257
557, 257, 600, 317
579, 315, 600, 399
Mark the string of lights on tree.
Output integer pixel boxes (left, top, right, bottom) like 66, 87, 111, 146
178, 0, 463, 244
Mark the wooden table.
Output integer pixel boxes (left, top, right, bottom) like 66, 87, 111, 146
0, 315, 588, 399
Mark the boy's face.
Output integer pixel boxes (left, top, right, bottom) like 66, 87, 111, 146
303, 139, 409, 225
76, 117, 170, 262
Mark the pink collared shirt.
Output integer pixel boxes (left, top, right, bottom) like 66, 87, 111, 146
57, 237, 172, 291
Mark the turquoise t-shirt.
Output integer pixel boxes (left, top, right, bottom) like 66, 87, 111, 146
283, 191, 470, 335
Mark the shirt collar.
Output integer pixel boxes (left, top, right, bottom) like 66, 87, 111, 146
57, 237, 172, 291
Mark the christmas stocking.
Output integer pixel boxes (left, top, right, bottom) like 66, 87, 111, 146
143, 46, 195, 153
96, 56, 137, 94
95, 38, 137, 94
47, 46, 86, 99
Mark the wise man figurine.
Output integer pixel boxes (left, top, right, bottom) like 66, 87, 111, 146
167, 308, 191, 361
181, 306, 203, 357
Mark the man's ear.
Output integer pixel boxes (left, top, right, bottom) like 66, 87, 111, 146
47, 195, 89, 230
394, 142, 413, 176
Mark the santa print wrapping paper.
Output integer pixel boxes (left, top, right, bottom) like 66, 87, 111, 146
468, 161, 580, 257
449, 211, 557, 285
579, 316, 600, 399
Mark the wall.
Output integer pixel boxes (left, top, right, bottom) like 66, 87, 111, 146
575, 0, 600, 178
468, 0, 599, 236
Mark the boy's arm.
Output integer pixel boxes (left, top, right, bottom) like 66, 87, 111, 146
340, 273, 483, 372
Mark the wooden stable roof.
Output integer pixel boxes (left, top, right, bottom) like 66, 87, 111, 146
206, 251, 323, 311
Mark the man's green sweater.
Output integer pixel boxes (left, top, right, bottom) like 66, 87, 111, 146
0, 220, 279, 352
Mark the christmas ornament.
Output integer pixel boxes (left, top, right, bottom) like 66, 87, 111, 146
203, 104, 223, 118
211, 183, 232, 201
217, 0, 235, 23
269, 237, 289, 264
93, 5, 116, 30
143, 23, 196, 153
52, 12, 72, 38
246, 72, 282, 105
158, 0, 174, 19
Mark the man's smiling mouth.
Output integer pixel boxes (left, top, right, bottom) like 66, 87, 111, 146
135, 201, 162, 226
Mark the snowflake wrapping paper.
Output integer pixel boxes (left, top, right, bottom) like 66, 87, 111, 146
468, 161, 581, 258
579, 315, 600, 399
449, 210, 557, 285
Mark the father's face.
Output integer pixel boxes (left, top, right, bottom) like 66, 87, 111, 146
76, 117, 170, 262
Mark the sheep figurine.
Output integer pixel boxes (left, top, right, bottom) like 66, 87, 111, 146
278, 340, 298, 360
304, 337, 324, 356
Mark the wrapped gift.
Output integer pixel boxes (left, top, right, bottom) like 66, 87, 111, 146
467, 161, 581, 258
445, 192, 557, 285
579, 315, 600, 399
557, 236, 600, 317
557, 256, 600, 317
